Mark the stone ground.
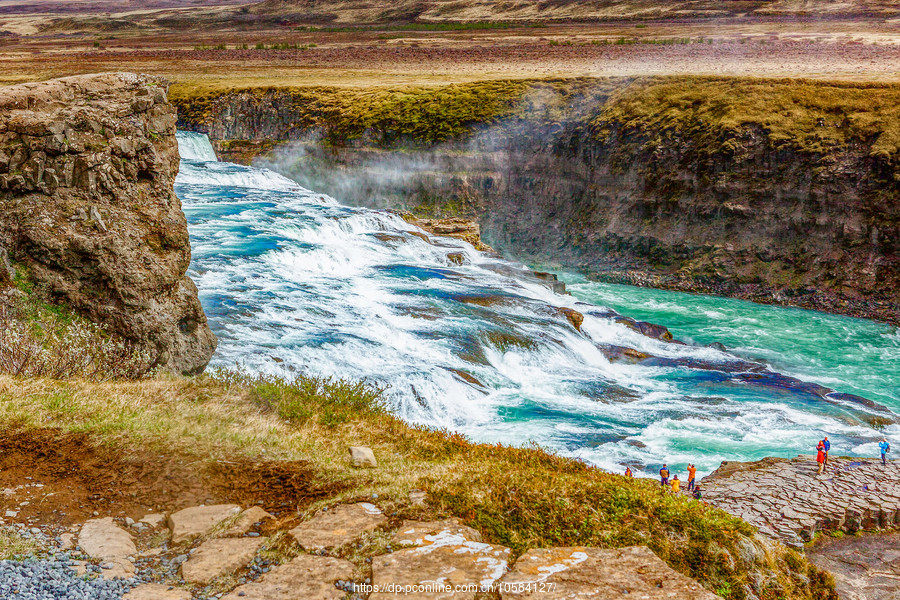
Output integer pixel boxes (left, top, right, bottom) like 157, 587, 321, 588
701, 456, 900, 548
0, 482, 722, 599
808, 532, 900, 600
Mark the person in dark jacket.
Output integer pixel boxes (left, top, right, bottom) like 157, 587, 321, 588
659, 464, 669, 486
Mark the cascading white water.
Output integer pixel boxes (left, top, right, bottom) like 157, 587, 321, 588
177, 131, 220, 162
174, 132, 900, 477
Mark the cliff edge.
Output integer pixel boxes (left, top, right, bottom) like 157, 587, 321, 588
0, 73, 216, 375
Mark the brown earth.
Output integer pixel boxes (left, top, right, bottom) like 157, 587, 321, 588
0, 425, 340, 527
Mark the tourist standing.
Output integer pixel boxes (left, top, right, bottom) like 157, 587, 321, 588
671, 474, 681, 493
659, 464, 669, 486
625, 466, 633, 477
821, 436, 831, 465
880, 438, 891, 466
687, 463, 697, 492
816, 444, 826, 475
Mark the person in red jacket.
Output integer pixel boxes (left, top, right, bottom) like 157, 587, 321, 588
816, 446, 826, 475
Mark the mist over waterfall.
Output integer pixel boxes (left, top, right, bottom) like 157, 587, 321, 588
175, 132, 900, 477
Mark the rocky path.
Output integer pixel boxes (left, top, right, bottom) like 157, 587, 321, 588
701, 456, 900, 548
0, 490, 721, 599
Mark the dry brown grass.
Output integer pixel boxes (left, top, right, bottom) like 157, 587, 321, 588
0, 372, 836, 599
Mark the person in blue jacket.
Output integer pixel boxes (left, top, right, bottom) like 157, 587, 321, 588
880, 438, 891, 466
821, 436, 831, 465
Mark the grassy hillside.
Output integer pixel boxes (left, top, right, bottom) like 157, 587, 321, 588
0, 371, 837, 600
0, 285, 835, 599
592, 77, 900, 160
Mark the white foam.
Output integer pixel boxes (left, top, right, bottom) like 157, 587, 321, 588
178, 161, 306, 192
176, 131, 218, 162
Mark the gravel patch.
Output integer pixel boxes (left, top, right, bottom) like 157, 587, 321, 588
0, 556, 138, 599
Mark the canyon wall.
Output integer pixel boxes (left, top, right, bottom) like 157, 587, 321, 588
175, 78, 900, 325
0, 73, 217, 374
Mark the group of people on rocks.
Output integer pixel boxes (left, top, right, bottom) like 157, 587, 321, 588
658, 463, 701, 498
624, 435, 892, 493
815, 436, 891, 474
623, 463, 701, 499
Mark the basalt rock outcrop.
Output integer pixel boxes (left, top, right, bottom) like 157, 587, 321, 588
0, 73, 216, 374
701, 455, 900, 548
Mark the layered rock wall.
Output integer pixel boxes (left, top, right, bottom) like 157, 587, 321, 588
0, 73, 216, 374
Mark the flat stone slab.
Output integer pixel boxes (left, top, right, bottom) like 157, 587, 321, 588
99, 558, 136, 580
499, 546, 721, 599
168, 504, 242, 544
702, 456, 900, 547
392, 518, 483, 547
124, 584, 192, 600
371, 523, 510, 599
79, 518, 136, 560
139, 513, 166, 528
181, 537, 265, 585
290, 502, 386, 550
221, 554, 356, 600
223, 506, 274, 537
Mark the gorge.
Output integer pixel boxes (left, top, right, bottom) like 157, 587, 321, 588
174, 78, 900, 327
176, 130, 899, 479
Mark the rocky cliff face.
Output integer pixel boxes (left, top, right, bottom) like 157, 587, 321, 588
0, 73, 216, 374
177, 81, 900, 325
486, 121, 900, 325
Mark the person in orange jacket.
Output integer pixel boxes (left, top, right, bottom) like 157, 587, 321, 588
624, 466, 633, 477
687, 463, 697, 492
816, 445, 826, 475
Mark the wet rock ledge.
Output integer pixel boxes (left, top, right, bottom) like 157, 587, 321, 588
0, 73, 216, 374
702, 456, 900, 548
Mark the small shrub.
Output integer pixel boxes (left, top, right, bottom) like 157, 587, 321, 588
214, 368, 386, 427
0, 291, 153, 381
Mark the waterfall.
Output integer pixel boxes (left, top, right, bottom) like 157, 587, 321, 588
173, 131, 900, 477
176, 131, 219, 162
